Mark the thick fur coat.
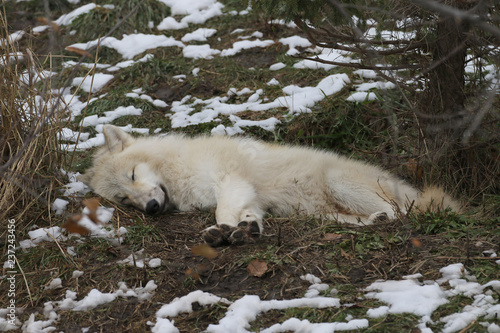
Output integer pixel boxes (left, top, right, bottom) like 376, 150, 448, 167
80, 125, 459, 246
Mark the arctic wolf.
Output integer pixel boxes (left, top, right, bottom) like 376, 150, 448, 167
80, 125, 459, 246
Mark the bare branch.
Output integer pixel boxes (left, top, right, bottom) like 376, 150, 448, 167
313, 39, 429, 56
293, 54, 421, 71
410, 0, 500, 37
462, 82, 499, 145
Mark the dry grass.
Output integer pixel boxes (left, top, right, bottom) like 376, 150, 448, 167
0, 12, 65, 232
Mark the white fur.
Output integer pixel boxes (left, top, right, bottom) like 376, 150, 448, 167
80, 125, 458, 234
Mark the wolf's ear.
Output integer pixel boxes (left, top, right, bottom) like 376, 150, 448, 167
77, 171, 93, 187
102, 125, 133, 153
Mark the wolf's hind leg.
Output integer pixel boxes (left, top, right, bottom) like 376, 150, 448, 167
326, 175, 400, 225
331, 210, 395, 226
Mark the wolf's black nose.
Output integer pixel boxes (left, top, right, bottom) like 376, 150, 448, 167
146, 199, 160, 215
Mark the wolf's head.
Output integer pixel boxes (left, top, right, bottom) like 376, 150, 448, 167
79, 125, 172, 215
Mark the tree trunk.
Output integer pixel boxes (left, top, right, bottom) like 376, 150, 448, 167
419, 6, 470, 156
414, 0, 473, 116
429, 16, 467, 114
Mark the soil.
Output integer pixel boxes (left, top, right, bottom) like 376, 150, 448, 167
42, 206, 497, 332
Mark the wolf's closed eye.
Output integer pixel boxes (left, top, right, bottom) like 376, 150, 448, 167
131, 168, 135, 181
119, 196, 131, 206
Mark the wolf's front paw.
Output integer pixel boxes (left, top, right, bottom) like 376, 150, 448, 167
228, 221, 261, 245
202, 224, 232, 247
202, 221, 261, 246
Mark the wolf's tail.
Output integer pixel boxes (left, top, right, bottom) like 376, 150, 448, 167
414, 186, 461, 213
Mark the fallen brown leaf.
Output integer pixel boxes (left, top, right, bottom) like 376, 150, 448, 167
185, 264, 210, 280
185, 268, 200, 280
411, 238, 422, 247
340, 248, 353, 259
65, 46, 92, 58
36, 17, 60, 31
63, 214, 90, 236
247, 259, 268, 277
323, 233, 343, 242
191, 244, 218, 259
83, 198, 100, 224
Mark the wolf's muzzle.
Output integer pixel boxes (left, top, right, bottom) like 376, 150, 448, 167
146, 199, 160, 215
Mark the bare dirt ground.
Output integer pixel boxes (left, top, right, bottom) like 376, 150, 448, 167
27, 204, 496, 332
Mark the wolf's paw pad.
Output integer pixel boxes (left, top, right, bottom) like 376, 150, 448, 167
202, 224, 232, 247
228, 221, 261, 245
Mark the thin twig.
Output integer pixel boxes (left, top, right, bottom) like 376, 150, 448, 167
15, 256, 33, 307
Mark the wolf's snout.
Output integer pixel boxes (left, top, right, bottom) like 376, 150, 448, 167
146, 199, 160, 215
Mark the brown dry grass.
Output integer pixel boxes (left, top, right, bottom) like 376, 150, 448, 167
0, 12, 65, 232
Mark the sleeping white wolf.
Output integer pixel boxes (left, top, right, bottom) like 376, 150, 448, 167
79, 125, 460, 246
